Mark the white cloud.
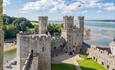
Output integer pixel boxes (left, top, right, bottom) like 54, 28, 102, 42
105, 6, 115, 11
22, 0, 64, 13
21, 0, 115, 13
3, 0, 11, 7
103, 3, 115, 11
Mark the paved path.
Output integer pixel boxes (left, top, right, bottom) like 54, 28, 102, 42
52, 53, 81, 70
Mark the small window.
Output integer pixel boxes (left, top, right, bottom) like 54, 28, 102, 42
54, 47, 56, 50
107, 65, 109, 69
42, 47, 45, 52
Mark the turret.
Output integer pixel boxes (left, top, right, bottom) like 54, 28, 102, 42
78, 16, 84, 32
63, 16, 74, 30
39, 16, 48, 34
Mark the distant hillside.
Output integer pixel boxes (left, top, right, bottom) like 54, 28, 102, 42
86, 20, 115, 22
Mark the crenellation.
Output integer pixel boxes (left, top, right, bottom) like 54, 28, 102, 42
63, 16, 74, 20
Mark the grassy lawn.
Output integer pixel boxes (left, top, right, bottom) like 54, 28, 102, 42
31, 21, 38, 25
51, 63, 76, 70
77, 59, 107, 70
79, 54, 88, 59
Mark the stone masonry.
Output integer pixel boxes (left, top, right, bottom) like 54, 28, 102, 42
17, 16, 51, 70
0, 30, 4, 70
61, 16, 84, 54
17, 16, 84, 70
0, 0, 3, 69
87, 45, 115, 70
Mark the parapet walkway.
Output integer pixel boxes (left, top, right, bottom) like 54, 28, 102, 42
30, 56, 39, 70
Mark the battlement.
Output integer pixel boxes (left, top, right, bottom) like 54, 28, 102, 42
78, 16, 84, 20
18, 33, 50, 41
63, 16, 74, 20
18, 31, 38, 35
88, 45, 115, 59
39, 16, 48, 20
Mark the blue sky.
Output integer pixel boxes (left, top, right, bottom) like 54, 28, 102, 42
3, 0, 115, 21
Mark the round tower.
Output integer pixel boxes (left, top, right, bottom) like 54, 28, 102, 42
39, 16, 48, 34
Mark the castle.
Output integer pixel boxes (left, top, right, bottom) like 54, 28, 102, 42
17, 16, 115, 70
17, 16, 84, 70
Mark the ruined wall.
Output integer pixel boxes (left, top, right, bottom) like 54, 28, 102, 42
37, 34, 51, 70
0, 0, 3, 69
0, 30, 4, 70
87, 45, 115, 70
51, 37, 66, 57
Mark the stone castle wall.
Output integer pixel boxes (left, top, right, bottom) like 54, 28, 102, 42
17, 33, 51, 70
51, 37, 66, 57
0, 30, 4, 70
17, 16, 51, 70
87, 45, 115, 70
61, 16, 84, 54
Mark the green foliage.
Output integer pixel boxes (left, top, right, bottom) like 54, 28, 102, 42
3, 24, 19, 39
51, 63, 76, 70
3, 14, 34, 39
48, 23, 62, 36
3, 14, 63, 39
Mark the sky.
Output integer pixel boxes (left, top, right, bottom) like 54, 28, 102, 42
3, 0, 115, 21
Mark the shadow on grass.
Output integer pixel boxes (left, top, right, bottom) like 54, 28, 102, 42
51, 63, 76, 70
51, 63, 96, 70
80, 66, 96, 70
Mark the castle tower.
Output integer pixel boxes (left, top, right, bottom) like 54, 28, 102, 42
17, 34, 30, 70
0, 30, 4, 70
61, 16, 84, 54
37, 35, 51, 70
78, 16, 84, 32
39, 16, 48, 34
63, 16, 74, 30
61, 16, 74, 53
78, 16, 84, 44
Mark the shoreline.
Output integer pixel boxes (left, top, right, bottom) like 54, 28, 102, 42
4, 46, 16, 53
4, 43, 16, 52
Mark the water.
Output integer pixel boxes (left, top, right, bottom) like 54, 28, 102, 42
84, 21, 115, 46
4, 49, 16, 64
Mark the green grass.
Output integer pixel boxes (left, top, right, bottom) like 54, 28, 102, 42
31, 21, 38, 25
77, 59, 107, 70
51, 63, 76, 70
27, 28, 35, 32
79, 54, 88, 59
